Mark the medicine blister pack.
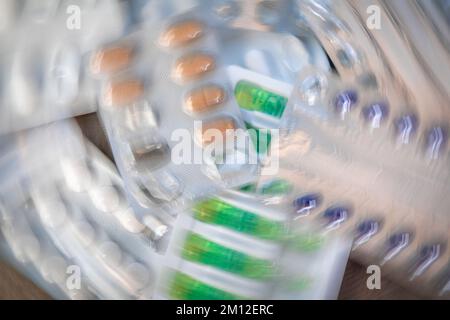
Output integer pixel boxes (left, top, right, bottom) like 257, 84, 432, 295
248, 65, 450, 296
0, 121, 170, 299
92, 7, 261, 216
0, 0, 126, 135
157, 187, 351, 300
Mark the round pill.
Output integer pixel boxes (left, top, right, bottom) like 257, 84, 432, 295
98, 241, 122, 266
73, 220, 96, 247
334, 90, 358, 116
40, 256, 68, 284
362, 102, 389, 128
19, 234, 41, 261
323, 206, 350, 229
425, 126, 447, 159
293, 193, 322, 215
90, 46, 133, 75
173, 53, 215, 82
89, 185, 121, 213
159, 20, 203, 48
354, 219, 380, 247
185, 85, 226, 114
199, 117, 236, 146
61, 158, 93, 192
38, 199, 68, 229
395, 114, 418, 144
125, 262, 150, 291
103, 79, 144, 107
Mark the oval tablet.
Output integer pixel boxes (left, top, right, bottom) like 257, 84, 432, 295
185, 85, 226, 114
200, 117, 237, 146
90, 46, 133, 75
160, 20, 203, 48
173, 53, 215, 82
103, 79, 144, 107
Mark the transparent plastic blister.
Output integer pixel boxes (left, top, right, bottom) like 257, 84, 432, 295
265, 66, 450, 295
157, 187, 351, 300
0, 121, 169, 299
0, 0, 127, 135
94, 8, 261, 216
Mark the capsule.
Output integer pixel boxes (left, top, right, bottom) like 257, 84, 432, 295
103, 79, 144, 107
173, 53, 215, 82
181, 232, 274, 279
159, 20, 204, 48
184, 85, 226, 114
234, 80, 287, 118
193, 198, 285, 240
90, 46, 133, 75
199, 117, 236, 146
169, 271, 242, 300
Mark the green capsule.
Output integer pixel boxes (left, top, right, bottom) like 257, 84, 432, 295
168, 271, 242, 300
182, 233, 275, 279
245, 122, 272, 155
193, 198, 285, 240
234, 80, 288, 118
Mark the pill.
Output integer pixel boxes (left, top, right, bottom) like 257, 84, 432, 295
143, 214, 168, 240
132, 142, 170, 172
103, 80, 144, 107
61, 158, 93, 192
395, 114, 418, 144
114, 207, 146, 234
382, 231, 413, 264
40, 256, 68, 284
185, 85, 226, 114
362, 102, 389, 128
234, 81, 287, 118
98, 241, 123, 266
425, 126, 447, 160
89, 185, 121, 213
334, 89, 358, 117
293, 193, 322, 216
410, 243, 444, 280
19, 234, 41, 261
90, 46, 133, 75
159, 20, 203, 48
173, 53, 215, 82
353, 219, 381, 248
125, 262, 150, 291
322, 206, 350, 230
199, 117, 237, 146
193, 198, 285, 240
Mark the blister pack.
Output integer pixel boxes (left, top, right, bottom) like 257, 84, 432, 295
257, 64, 450, 296
92, 6, 262, 216
0, 121, 169, 299
0, 0, 127, 135
157, 187, 351, 299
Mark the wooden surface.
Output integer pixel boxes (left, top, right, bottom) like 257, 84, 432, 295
0, 114, 422, 300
